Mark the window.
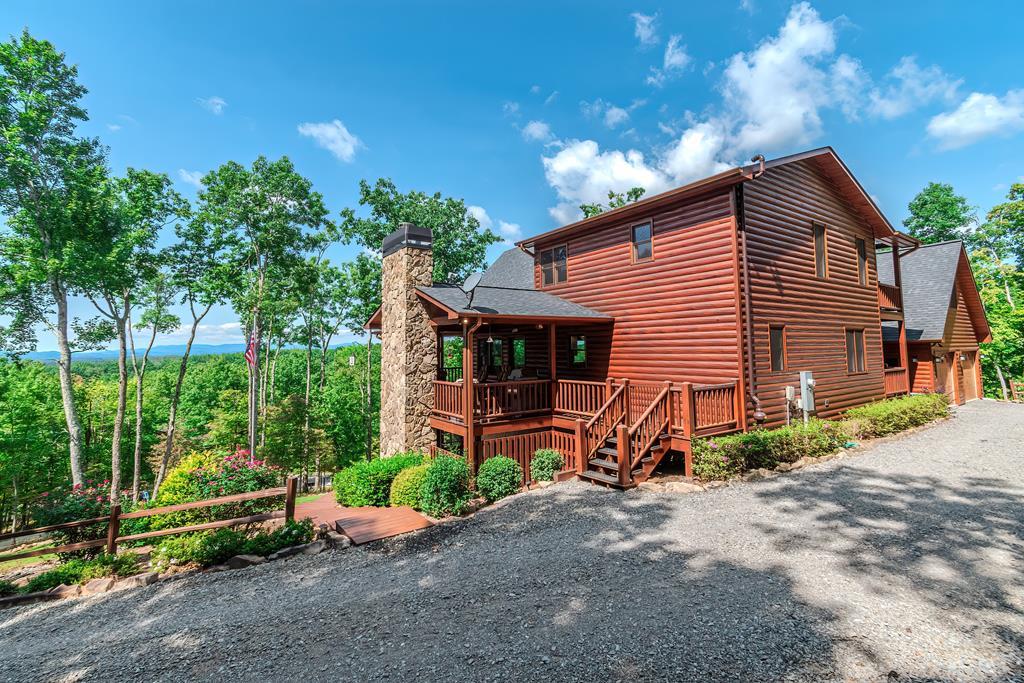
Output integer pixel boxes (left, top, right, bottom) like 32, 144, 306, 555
813, 223, 828, 278
569, 335, 587, 367
540, 245, 567, 286
845, 328, 866, 373
769, 325, 787, 372
512, 337, 526, 369
631, 222, 653, 262
490, 338, 503, 369
856, 238, 868, 286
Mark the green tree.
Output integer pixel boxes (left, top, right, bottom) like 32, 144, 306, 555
195, 156, 330, 458
0, 30, 108, 486
903, 182, 976, 244
580, 186, 646, 218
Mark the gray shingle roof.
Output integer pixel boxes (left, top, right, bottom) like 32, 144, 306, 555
878, 240, 963, 342
419, 247, 609, 320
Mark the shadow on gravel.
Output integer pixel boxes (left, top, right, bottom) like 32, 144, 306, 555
752, 467, 1024, 618
2, 485, 844, 682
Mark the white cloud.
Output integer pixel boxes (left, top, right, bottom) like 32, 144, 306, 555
197, 96, 227, 115
927, 90, 1024, 150
659, 120, 733, 183
646, 35, 691, 87
581, 98, 645, 129
542, 139, 671, 224
868, 56, 960, 119
106, 123, 122, 132
831, 54, 868, 120
163, 320, 244, 345
522, 120, 554, 142
177, 169, 204, 188
503, 101, 521, 117
468, 205, 522, 244
631, 12, 659, 47
530, 84, 541, 94
297, 119, 363, 162
739, 0, 755, 13
544, 91, 560, 106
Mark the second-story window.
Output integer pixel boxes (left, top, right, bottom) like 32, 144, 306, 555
856, 238, 868, 286
541, 245, 567, 286
813, 222, 828, 278
631, 221, 653, 262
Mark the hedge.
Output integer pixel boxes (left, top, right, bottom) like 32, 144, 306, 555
334, 452, 424, 507
529, 449, 564, 482
419, 455, 472, 518
693, 418, 846, 481
388, 463, 430, 509
843, 392, 949, 438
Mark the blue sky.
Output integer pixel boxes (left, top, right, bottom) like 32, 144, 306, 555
3, 1, 1023, 350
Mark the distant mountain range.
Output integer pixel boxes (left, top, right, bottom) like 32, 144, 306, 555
24, 343, 251, 363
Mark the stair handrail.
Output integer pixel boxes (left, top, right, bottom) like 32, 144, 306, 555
582, 381, 628, 461
627, 385, 672, 471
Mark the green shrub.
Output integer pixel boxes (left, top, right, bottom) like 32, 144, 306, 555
334, 452, 424, 507
475, 456, 523, 502
32, 482, 137, 560
23, 553, 140, 593
147, 449, 282, 531
844, 393, 949, 438
0, 580, 18, 597
150, 518, 316, 571
529, 449, 564, 481
693, 419, 847, 481
389, 463, 430, 509
419, 455, 472, 518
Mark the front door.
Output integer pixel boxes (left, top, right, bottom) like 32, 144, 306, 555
961, 351, 979, 402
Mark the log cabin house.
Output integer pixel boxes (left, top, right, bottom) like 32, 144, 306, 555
367, 147, 986, 489
878, 240, 991, 405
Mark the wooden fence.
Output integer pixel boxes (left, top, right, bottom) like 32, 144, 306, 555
0, 478, 298, 563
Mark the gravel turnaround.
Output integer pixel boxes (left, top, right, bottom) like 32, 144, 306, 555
3, 401, 1024, 682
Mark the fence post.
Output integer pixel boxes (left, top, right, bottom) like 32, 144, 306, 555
681, 382, 695, 436
285, 477, 298, 523
664, 381, 674, 432
616, 424, 630, 487
106, 503, 121, 555
621, 378, 631, 426
605, 377, 615, 401
574, 419, 587, 474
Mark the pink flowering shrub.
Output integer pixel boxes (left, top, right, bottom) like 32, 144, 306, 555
147, 449, 282, 531
33, 481, 134, 560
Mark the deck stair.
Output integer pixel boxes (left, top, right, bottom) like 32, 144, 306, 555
576, 381, 674, 489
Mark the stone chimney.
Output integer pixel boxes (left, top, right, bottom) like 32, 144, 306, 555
379, 223, 438, 456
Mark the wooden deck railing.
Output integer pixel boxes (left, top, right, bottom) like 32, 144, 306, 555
0, 478, 298, 563
625, 385, 672, 483
884, 367, 909, 396
554, 379, 606, 416
475, 380, 551, 419
439, 366, 463, 382
433, 380, 464, 419
878, 283, 902, 310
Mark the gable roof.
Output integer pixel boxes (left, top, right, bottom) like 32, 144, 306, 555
878, 240, 990, 344
518, 147, 917, 250
364, 247, 610, 329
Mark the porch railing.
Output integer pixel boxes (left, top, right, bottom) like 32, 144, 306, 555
554, 379, 606, 416
625, 384, 672, 483
878, 283, 902, 311
475, 380, 551, 420
433, 380, 463, 420
884, 367, 909, 396
439, 366, 463, 382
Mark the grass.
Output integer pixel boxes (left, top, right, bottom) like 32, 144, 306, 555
0, 540, 56, 573
295, 493, 323, 504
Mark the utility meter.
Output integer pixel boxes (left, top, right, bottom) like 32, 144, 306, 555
799, 371, 816, 413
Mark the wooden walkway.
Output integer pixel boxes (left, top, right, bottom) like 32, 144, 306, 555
295, 494, 433, 545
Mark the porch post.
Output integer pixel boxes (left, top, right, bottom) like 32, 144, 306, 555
463, 319, 479, 472
891, 236, 903, 296
898, 321, 909, 394
548, 323, 558, 409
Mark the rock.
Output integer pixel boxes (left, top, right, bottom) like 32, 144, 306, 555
663, 481, 704, 494
326, 531, 352, 549
206, 564, 231, 573
462, 498, 486, 514
47, 583, 81, 598
535, 480, 555, 488
267, 545, 303, 561
226, 554, 267, 569
636, 481, 665, 492
703, 480, 729, 489
82, 577, 116, 595
815, 454, 837, 463
775, 462, 794, 472
123, 572, 159, 588
742, 468, 777, 482
300, 541, 326, 556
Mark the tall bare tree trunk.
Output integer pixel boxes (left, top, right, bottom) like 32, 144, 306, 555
996, 365, 1010, 401
52, 285, 85, 487
153, 305, 210, 499
110, 307, 130, 503
304, 330, 313, 489
128, 315, 159, 502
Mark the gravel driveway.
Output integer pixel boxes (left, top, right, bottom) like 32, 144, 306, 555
3, 400, 1023, 682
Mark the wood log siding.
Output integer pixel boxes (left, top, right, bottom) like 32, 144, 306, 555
949, 287, 979, 350
743, 158, 888, 425
534, 191, 742, 386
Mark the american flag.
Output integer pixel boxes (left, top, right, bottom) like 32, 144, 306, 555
244, 333, 257, 369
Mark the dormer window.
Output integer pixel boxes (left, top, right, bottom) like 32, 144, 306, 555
541, 245, 567, 286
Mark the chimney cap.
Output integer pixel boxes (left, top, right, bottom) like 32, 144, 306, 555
382, 223, 433, 257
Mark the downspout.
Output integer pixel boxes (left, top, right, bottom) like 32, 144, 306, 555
738, 156, 767, 425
